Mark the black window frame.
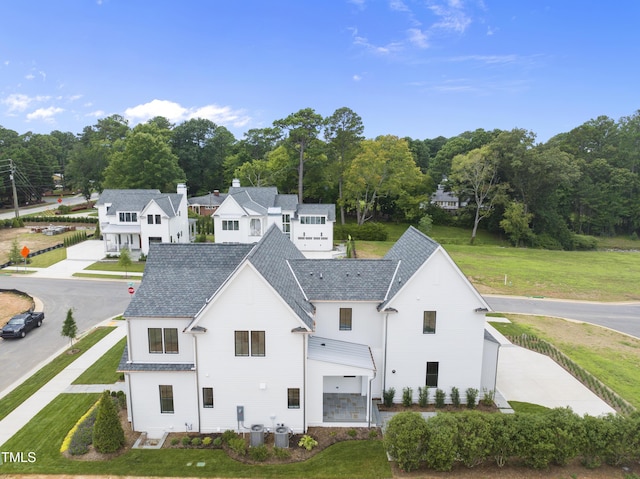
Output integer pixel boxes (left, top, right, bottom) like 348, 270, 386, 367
202, 387, 214, 408
148, 328, 163, 354
251, 330, 266, 357
159, 385, 174, 413
164, 328, 179, 354
235, 331, 249, 356
423, 311, 437, 334
426, 361, 439, 387
288, 388, 300, 409
339, 308, 352, 331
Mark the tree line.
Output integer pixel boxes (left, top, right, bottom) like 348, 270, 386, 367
1, 107, 639, 248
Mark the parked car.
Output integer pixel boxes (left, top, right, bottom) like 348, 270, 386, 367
0, 311, 45, 339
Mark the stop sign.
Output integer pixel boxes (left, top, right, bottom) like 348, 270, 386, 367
20, 246, 30, 258
57, 197, 62, 204
128, 286, 135, 295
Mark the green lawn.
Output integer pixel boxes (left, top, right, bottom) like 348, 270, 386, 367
0, 327, 114, 421
72, 337, 126, 385
0, 394, 391, 478
27, 247, 67, 267
84, 261, 146, 273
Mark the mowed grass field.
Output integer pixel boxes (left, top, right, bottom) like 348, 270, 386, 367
356, 224, 640, 302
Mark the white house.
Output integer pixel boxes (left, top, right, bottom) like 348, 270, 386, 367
95, 184, 192, 255
120, 225, 498, 439
213, 179, 335, 252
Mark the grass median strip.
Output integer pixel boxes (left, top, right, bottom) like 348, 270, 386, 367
72, 337, 126, 385
0, 327, 114, 421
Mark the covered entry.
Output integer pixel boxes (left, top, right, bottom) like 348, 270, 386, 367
307, 336, 376, 427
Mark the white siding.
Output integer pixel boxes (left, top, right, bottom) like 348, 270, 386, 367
194, 264, 307, 433
383, 249, 487, 403
126, 371, 198, 439
127, 318, 194, 364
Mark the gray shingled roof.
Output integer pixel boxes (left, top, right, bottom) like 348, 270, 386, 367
275, 194, 298, 211
97, 189, 161, 215
97, 189, 184, 217
118, 345, 194, 372
188, 193, 227, 207
380, 226, 440, 308
229, 187, 278, 214
289, 259, 398, 301
295, 203, 336, 222
124, 242, 254, 318
246, 225, 314, 328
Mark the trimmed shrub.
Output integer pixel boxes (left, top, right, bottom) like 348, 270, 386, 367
221, 429, 238, 444
435, 388, 446, 408
68, 408, 98, 455
423, 413, 458, 471
202, 436, 212, 446
383, 387, 396, 407
181, 436, 190, 446
212, 437, 223, 447
191, 437, 202, 447
488, 412, 519, 467
418, 386, 429, 407
545, 407, 581, 466
92, 391, 125, 453
402, 387, 413, 407
450, 387, 460, 408
465, 388, 478, 409
455, 411, 492, 468
383, 411, 428, 472
334, 222, 388, 241
170, 438, 180, 446
273, 446, 291, 459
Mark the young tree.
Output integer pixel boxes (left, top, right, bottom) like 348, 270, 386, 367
93, 390, 125, 454
61, 308, 78, 346
450, 146, 504, 244
8, 238, 22, 265
118, 248, 132, 278
500, 201, 534, 247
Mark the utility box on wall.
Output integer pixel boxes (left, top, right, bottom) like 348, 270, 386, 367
236, 405, 244, 422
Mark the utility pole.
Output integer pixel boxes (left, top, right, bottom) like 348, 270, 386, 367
9, 159, 20, 218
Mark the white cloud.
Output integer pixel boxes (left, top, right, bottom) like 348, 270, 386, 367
86, 109, 106, 118
428, 1, 472, 33
25, 73, 35, 80
407, 28, 429, 48
26, 106, 64, 122
350, 28, 403, 55
389, 0, 409, 12
449, 54, 519, 65
124, 99, 251, 128
2, 93, 50, 112
353, 74, 362, 81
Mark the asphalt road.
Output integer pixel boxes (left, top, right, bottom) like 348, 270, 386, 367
485, 295, 640, 338
0, 276, 135, 393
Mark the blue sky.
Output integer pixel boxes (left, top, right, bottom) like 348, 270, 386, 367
1, 1, 639, 143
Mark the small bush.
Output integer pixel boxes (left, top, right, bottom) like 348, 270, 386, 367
383, 411, 429, 472
418, 386, 430, 407
191, 437, 202, 446
92, 390, 125, 453
228, 437, 247, 456
481, 388, 495, 407
170, 438, 180, 446
221, 429, 238, 444
451, 387, 460, 408
466, 388, 479, 409
402, 387, 413, 407
249, 444, 270, 461
368, 429, 379, 439
68, 408, 98, 455
212, 437, 223, 447
202, 436, 212, 446
181, 436, 190, 446
435, 388, 446, 408
383, 387, 396, 407
347, 428, 357, 437
298, 434, 318, 451
273, 447, 291, 459
334, 222, 388, 241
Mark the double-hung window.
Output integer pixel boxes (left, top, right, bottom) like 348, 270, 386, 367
426, 362, 439, 387
202, 388, 214, 408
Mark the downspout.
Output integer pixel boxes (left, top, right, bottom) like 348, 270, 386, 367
194, 334, 201, 433
126, 373, 135, 432
383, 313, 388, 393
367, 370, 376, 428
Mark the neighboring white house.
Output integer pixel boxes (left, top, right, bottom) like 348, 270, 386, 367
95, 184, 192, 255
213, 179, 335, 252
430, 184, 466, 211
120, 225, 498, 438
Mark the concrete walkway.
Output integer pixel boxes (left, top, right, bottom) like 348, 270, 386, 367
0, 319, 127, 448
